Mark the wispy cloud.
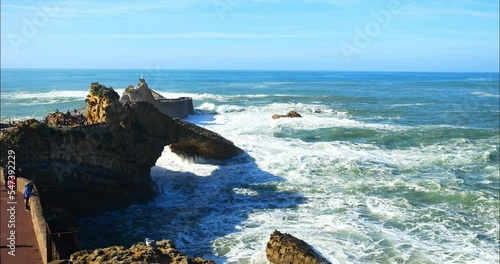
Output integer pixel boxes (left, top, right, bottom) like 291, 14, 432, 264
1, 1, 210, 18
401, 1, 499, 19
301, 0, 361, 5
81, 31, 339, 39
1, 4, 40, 11
436, 8, 499, 18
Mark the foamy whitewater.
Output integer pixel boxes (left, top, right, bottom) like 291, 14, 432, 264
1, 69, 499, 263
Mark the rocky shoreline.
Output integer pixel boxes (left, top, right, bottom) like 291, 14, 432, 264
1, 80, 330, 263
0, 81, 243, 262
0, 82, 242, 216
69, 240, 216, 264
62, 230, 330, 264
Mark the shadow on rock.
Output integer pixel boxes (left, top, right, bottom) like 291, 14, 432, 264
78, 153, 306, 263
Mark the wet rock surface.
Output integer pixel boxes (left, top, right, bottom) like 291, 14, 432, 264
266, 230, 331, 264
272, 110, 302, 119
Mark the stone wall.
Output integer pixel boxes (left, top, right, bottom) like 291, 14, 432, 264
1, 168, 48, 264
157, 97, 195, 119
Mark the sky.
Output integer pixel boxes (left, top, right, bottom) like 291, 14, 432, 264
0, 0, 499, 71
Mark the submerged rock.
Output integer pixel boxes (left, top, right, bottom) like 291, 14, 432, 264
266, 230, 330, 264
70, 240, 216, 264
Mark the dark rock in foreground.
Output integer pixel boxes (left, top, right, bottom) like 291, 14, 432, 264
266, 230, 331, 264
70, 240, 216, 264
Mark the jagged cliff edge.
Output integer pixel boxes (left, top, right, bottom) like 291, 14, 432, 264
0, 82, 243, 215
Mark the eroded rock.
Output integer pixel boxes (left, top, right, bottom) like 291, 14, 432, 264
70, 240, 216, 264
266, 230, 330, 264
272, 110, 302, 119
0, 82, 242, 215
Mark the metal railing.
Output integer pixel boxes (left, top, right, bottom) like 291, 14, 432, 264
46, 223, 79, 261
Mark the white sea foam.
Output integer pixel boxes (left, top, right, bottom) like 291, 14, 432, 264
155, 147, 218, 177
2, 90, 89, 100
196, 102, 245, 114
261, 82, 295, 85
152, 103, 499, 263
155, 91, 292, 102
390, 103, 435, 107
4, 99, 72, 106
471, 91, 500, 98
2, 89, 125, 101
3, 71, 494, 263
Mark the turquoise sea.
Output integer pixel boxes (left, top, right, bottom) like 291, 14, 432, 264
1, 69, 499, 263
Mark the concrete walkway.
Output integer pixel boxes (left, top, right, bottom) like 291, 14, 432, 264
1, 184, 43, 264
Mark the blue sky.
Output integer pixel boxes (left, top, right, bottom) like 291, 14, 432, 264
1, 0, 499, 71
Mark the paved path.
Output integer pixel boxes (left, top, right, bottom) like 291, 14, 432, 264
0, 184, 43, 264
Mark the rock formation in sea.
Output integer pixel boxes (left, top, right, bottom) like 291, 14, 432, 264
0, 82, 243, 215
272, 110, 302, 119
266, 230, 331, 264
69, 240, 215, 264
120, 77, 195, 119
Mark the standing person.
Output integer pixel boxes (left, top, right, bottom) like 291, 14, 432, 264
3, 171, 8, 189
24, 182, 33, 211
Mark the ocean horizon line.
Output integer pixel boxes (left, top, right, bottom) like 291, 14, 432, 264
1, 67, 499, 75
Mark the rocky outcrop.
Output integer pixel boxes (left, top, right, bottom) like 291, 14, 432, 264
272, 110, 302, 119
0, 82, 242, 215
120, 78, 195, 119
120, 81, 161, 111
46, 112, 85, 127
170, 120, 243, 159
70, 240, 215, 264
266, 230, 330, 264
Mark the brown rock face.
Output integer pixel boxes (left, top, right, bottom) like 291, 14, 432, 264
46, 112, 84, 127
266, 230, 331, 264
85, 82, 123, 125
0, 82, 242, 215
286, 110, 302, 118
70, 240, 216, 264
272, 111, 302, 119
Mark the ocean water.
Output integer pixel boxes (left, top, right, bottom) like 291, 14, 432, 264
1, 69, 499, 263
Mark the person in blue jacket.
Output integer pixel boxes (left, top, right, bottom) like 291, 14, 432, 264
24, 182, 33, 211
